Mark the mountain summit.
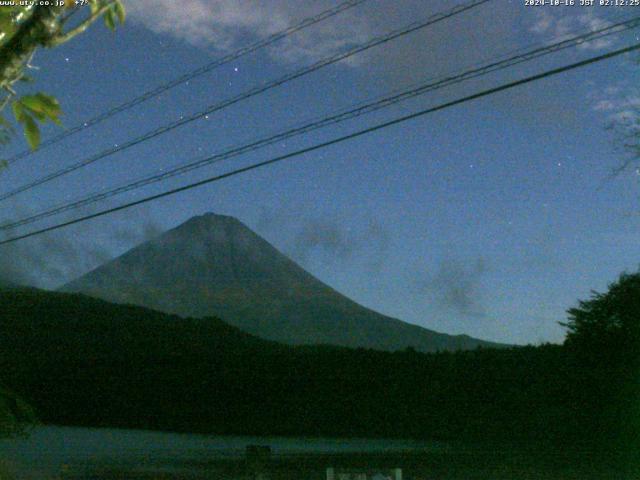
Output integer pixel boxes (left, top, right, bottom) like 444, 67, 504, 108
62, 213, 501, 352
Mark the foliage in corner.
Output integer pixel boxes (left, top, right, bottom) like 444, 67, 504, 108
0, 0, 125, 153
11, 93, 61, 150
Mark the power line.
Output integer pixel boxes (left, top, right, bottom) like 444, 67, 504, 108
1, 41, 637, 246
4, 0, 371, 166
0, 0, 491, 203
3, 14, 638, 232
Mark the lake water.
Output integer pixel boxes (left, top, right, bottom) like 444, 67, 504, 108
0, 426, 444, 479
0, 426, 615, 479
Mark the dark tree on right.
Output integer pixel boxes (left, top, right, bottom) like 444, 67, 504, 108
561, 271, 640, 473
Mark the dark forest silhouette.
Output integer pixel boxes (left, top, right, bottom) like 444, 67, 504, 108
0, 272, 638, 473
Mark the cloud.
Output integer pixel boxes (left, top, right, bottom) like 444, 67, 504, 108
109, 217, 164, 245
575, 13, 618, 51
593, 99, 617, 112
594, 89, 640, 119
0, 206, 162, 289
292, 218, 353, 262
528, 9, 618, 52
336, 0, 523, 88
255, 209, 390, 270
530, 10, 555, 35
0, 229, 111, 289
415, 257, 488, 319
526, 7, 640, 136
126, 0, 372, 64
126, 1, 632, 135
291, 217, 390, 269
362, 220, 391, 272
587, 80, 640, 163
126, 0, 527, 77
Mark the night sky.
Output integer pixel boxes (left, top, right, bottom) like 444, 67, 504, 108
1, 0, 639, 345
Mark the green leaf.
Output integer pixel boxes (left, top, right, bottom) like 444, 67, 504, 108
34, 93, 62, 121
27, 108, 47, 122
23, 114, 40, 150
0, 17, 13, 34
49, 114, 62, 126
18, 94, 62, 125
20, 95, 47, 114
34, 93, 61, 114
104, 8, 116, 31
11, 101, 25, 123
114, 0, 125, 23
89, 0, 100, 15
34, 93, 60, 110
20, 96, 45, 116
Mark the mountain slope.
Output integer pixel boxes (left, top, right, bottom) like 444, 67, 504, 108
62, 213, 502, 352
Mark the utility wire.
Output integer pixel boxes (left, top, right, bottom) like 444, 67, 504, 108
1, 41, 637, 246
2, 15, 638, 231
4, 0, 371, 166
0, 0, 491, 203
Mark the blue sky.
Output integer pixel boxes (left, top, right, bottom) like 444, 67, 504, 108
1, 0, 639, 344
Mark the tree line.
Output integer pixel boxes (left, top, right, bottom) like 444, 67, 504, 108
0, 272, 637, 473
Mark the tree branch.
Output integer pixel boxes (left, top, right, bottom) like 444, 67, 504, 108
0, 6, 63, 88
47, 1, 116, 47
0, 93, 13, 112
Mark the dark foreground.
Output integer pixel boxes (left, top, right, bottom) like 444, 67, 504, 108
7, 449, 633, 480
1, 279, 638, 479
1, 426, 635, 480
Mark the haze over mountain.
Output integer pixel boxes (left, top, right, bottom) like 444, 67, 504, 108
62, 213, 502, 352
